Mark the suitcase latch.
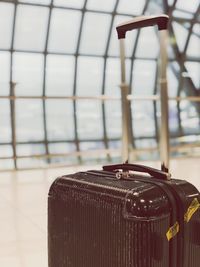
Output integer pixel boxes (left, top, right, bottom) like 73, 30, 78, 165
115, 170, 130, 180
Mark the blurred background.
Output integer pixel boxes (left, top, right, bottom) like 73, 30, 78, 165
0, 0, 199, 171
0, 1, 199, 267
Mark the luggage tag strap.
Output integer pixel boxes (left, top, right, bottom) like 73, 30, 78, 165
103, 163, 171, 181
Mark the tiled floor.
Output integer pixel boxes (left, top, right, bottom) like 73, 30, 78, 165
0, 158, 200, 267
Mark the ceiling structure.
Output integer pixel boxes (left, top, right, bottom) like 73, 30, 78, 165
0, 0, 199, 170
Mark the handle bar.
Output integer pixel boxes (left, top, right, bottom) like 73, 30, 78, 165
116, 14, 169, 39
103, 163, 171, 180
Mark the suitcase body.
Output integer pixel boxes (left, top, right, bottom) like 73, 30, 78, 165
48, 163, 200, 267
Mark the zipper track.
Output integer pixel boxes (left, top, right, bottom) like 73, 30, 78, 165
61, 176, 129, 194
87, 170, 153, 180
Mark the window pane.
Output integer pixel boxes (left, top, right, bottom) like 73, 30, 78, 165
46, 100, 74, 141
0, 3, 14, 49
46, 55, 75, 96
14, 5, 49, 51
185, 62, 200, 88
76, 57, 104, 96
193, 23, 200, 35
105, 100, 121, 138
180, 99, 200, 135
48, 142, 77, 164
48, 143, 76, 154
168, 0, 175, 5
80, 141, 105, 151
117, 0, 145, 15
86, 0, 116, 12
13, 52, 44, 96
0, 100, 11, 143
0, 145, 13, 158
168, 66, 179, 97
16, 100, 44, 142
0, 52, 10, 96
77, 100, 103, 139
17, 158, 46, 169
105, 58, 131, 96
48, 9, 81, 53
53, 0, 85, 8
176, 0, 199, 13
19, 0, 51, 4
105, 58, 120, 96
173, 10, 193, 19
132, 60, 156, 95
168, 42, 175, 59
108, 15, 138, 57
0, 159, 14, 170
135, 139, 157, 149
134, 139, 158, 161
169, 100, 179, 133
186, 34, 200, 57
109, 140, 121, 149
136, 27, 159, 58
79, 141, 106, 162
173, 22, 188, 52
16, 144, 46, 156
131, 101, 155, 137
147, 1, 163, 13
80, 12, 112, 55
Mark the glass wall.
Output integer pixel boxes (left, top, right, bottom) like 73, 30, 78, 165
0, 0, 199, 169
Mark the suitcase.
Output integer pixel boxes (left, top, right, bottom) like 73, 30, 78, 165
48, 163, 200, 266
48, 15, 200, 267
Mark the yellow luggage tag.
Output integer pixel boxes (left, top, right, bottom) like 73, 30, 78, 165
184, 198, 200, 223
166, 221, 180, 241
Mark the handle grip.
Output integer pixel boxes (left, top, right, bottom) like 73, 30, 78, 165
103, 163, 171, 180
116, 14, 169, 39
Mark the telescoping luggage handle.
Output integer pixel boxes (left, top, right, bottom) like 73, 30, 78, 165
116, 14, 170, 173
103, 163, 171, 180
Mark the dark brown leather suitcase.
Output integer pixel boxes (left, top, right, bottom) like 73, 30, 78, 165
48, 163, 200, 267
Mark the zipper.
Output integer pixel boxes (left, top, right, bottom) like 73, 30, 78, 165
61, 176, 129, 194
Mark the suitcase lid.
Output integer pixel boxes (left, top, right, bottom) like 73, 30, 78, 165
49, 169, 171, 221
49, 162, 200, 221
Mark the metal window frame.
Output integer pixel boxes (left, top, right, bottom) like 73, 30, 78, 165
0, 0, 199, 170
